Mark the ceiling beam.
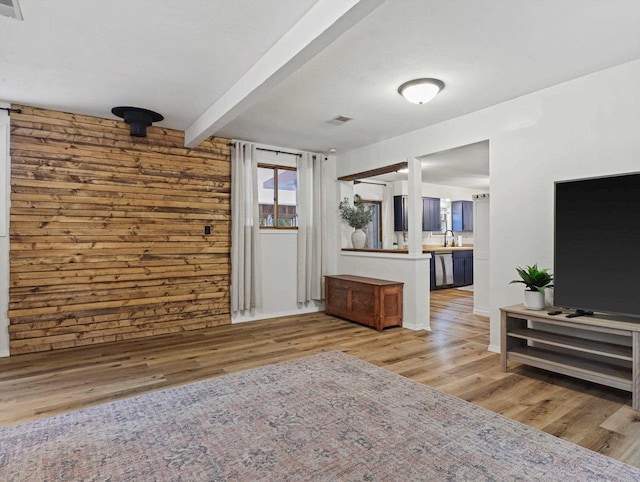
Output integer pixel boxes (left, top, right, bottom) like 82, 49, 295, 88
338, 162, 408, 181
184, 0, 385, 148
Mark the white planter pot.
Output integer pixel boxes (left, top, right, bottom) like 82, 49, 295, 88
351, 229, 366, 249
524, 290, 545, 311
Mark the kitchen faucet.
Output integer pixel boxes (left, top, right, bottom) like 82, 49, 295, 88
443, 229, 455, 247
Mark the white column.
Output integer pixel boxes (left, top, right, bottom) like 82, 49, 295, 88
0, 106, 10, 357
406, 157, 422, 255
473, 194, 491, 320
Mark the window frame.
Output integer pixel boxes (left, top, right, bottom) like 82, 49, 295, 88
258, 163, 298, 230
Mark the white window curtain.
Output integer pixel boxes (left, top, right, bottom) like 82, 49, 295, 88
296, 152, 325, 303
230, 141, 262, 313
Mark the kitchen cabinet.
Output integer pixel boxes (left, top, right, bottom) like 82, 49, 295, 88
429, 253, 436, 291
422, 196, 441, 231
453, 250, 473, 287
452, 200, 473, 232
393, 196, 408, 231
394, 195, 441, 232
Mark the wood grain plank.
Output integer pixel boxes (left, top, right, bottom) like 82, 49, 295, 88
9, 105, 231, 354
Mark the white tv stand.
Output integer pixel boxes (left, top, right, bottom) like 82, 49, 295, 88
500, 304, 640, 411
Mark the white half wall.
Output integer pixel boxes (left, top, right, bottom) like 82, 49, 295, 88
339, 251, 430, 331
337, 59, 640, 351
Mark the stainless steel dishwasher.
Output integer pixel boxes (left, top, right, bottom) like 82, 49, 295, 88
434, 251, 454, 288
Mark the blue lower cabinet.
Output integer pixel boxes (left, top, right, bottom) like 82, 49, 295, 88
452, 250, 473, 287
429, 254, 436, 290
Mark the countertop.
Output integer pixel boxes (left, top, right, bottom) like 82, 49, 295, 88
422, 245, 474, 252
342, 245, 473, 254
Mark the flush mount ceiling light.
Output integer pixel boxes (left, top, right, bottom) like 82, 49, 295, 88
111, 106, 164, 137
398, 78, 445, 105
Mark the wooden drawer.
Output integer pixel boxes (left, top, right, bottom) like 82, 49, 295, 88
324, 275, 403, 331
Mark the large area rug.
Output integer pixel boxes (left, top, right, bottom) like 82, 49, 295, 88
1, 351, 638, 481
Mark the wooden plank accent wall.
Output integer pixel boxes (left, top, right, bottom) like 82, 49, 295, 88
7, 105, 231, 354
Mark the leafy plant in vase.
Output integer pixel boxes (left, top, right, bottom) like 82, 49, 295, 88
339, 195, 374, 249
510, 264, 554, 310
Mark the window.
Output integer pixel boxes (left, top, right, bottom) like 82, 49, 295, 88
257, 164, 297, 228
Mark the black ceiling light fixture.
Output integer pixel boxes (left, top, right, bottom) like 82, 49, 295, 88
111, 106, 164, 137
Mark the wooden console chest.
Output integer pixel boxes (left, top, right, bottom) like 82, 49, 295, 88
324, 275, 403, 331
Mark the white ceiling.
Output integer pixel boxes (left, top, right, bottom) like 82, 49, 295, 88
0, 0, 319, 128
218, 0, 640, 153
1, 0, 640, 185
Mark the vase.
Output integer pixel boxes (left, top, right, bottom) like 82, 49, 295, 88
523, 289, 545, 310
351, 229, 366, 249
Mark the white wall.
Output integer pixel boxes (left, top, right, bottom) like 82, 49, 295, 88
233, 230, 322, 323
0, 105, 9, 357
337, 59, 640, 351
353, 182, 384, 201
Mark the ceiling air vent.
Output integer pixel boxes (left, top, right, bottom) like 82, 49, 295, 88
327, 115, 354, 126
0, 0, 23, 20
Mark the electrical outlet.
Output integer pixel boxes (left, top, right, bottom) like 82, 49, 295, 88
204, 225, 211, 235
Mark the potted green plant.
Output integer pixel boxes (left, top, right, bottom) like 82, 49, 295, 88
339, 195, 374, 249
510, 264, 554, 310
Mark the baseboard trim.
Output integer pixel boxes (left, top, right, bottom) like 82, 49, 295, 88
473, 308, 490, 317
487, 344, 500, 354
232, 304, 322, 324
402, 322, 432, 332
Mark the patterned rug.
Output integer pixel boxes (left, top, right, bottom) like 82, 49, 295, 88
1, 351, 638, 481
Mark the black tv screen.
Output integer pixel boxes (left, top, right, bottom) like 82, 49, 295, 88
555, 172, 640, 318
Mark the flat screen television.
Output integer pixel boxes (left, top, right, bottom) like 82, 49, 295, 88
554, 172, 640, 318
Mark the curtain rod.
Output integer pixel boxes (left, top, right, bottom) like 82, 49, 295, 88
354, 180, 387, 186
228, 143, 302, 157
0, 107, 21, 116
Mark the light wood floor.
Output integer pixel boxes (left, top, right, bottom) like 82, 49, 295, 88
1, 289, 639, 467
